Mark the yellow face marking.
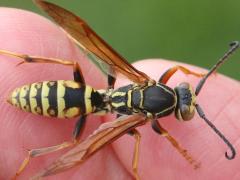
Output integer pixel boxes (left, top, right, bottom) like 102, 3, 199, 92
189, 85, 196, 114
64, 107, 80, 118
29, 83, 39, 115
57, 80, 66, 118
84, 85, 93, 114
64, 80, 81, 89
41, 81, 50, 117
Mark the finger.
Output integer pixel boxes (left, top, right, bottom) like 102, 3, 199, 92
111, 59, 240, 179
0, 8, 131, 180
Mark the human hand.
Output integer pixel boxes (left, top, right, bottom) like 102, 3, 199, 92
0, 8, 239, 180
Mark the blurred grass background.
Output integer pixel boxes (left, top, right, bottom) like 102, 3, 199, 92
0, 0, 239, 80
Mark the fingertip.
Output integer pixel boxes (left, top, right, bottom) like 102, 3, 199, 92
0, 7, 64, 50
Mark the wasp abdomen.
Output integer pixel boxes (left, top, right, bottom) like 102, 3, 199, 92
8, 80, 97, 118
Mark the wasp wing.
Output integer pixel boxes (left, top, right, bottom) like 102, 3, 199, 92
32, 114, 146, 179
34, 0, 151, 84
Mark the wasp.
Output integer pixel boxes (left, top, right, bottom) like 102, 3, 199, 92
0, 0, 238, 179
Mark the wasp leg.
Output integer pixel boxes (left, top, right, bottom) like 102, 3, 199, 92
151, 120, 201, 169
108, 75, 116, 89
14, 141, 77, 178
158, 65, 205, 84
72, 115, 87, 140
14, 117, 86, 178
0, 50, 85, 84
127, 129, 141, 180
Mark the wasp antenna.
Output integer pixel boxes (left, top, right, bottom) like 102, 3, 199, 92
195, 104, 236, 160
195, 41, 239, 96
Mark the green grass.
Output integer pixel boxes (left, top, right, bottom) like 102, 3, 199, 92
0, 0, 239, 80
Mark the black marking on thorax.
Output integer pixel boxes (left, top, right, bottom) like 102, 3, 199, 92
142, 84, 176, 114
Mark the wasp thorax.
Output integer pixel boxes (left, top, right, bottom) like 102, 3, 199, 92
174, 82, 196, 121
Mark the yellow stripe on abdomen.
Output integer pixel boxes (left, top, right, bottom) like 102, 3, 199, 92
29, 83, 42, 115
84, 85, 93, 114
57, 80, 66, 118
41, 81, 50, 117
19, 85, 31, 112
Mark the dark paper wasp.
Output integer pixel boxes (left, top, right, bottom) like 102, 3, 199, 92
0, 0, 238, 179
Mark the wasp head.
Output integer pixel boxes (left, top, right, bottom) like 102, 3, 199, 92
174, 82, 196, 121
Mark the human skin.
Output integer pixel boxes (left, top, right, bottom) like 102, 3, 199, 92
0, 8, 240, 180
